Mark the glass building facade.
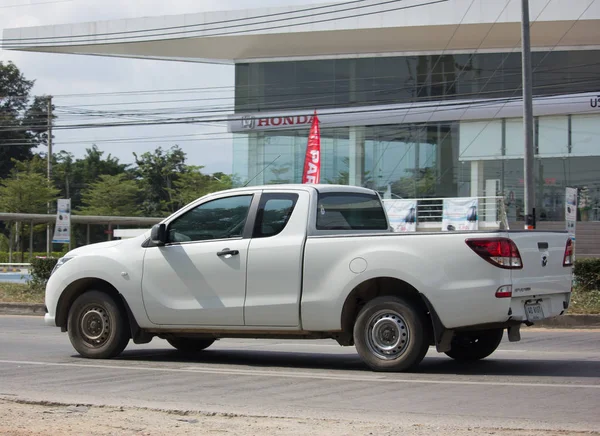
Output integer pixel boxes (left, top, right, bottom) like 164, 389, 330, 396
233, 50, 600, 223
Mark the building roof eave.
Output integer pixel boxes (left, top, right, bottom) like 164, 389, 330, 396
2, 0, 599, 63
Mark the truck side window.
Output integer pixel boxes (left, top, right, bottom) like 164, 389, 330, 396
316, 193, 388, 231
168, 195, 253, 243
253, 193, 299, 238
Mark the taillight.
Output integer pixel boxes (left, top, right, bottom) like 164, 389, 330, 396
465, 238, 523, 269
495, 285, 513, 298
563, 238, 574, 267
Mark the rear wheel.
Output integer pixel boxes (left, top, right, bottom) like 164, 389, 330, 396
353, 296, 431, 372
167, 337, 216, 353
67, 290, 130, 359
444, 329, 503, 361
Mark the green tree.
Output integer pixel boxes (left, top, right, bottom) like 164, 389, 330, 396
0, 61, 54, 178
78, 174, 141, 216
172, 166, 234, 205
52, 145, 129, 210
133, 145, 186, 215
0, 157, 60, 260
0, 157, 59, 213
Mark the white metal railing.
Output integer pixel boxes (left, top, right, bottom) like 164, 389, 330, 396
0, 263, 30, 272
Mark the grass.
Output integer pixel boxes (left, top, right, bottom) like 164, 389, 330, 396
0, 282, 599, 314
0, 283, 44, 304
567, 287, 600, 314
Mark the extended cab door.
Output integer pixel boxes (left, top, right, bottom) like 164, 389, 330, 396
141, 193, 258, 326
244, 190, 309, 327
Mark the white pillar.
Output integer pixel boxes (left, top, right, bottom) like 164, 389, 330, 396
470, 160, 484, 198
349, 126, 365, 186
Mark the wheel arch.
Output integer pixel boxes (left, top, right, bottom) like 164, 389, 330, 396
340, 277, 432, 339
55, 278, 140, 338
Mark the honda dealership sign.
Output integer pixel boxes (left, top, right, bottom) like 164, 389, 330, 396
228, 91, 600, 133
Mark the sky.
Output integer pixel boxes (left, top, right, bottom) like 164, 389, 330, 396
0, 0, 335, 174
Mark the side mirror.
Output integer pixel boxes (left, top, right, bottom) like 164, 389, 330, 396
150, 223, 167, 246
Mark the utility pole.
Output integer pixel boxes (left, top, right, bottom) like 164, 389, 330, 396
46, 96, 53, 255
521, 0, 535, 229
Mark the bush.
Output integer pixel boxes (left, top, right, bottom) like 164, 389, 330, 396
27, 257, 59, 292
574, 258, 600, 292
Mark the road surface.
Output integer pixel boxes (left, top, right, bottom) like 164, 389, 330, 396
0, 315, 599, 435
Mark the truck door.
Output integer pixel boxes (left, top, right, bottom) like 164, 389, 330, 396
141, 194, 257, 326
244, 190, 309, 327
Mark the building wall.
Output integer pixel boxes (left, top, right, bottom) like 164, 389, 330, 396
235, 50, 600, 112
232, 49, 600, 225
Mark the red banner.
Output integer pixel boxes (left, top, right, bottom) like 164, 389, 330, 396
302, 110, 321, 184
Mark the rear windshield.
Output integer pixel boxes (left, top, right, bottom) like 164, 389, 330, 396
316, 192, 388, 231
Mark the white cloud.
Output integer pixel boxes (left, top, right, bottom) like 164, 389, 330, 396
0, 0, 336, 174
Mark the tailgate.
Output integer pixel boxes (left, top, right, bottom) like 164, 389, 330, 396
509, 231, 573, 297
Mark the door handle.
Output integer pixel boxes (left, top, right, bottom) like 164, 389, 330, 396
217, 248, 239, 257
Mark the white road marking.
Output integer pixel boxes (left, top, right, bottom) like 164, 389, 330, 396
0, 359, 598, 389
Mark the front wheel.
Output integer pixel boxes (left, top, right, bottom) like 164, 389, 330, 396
167, 337, 216, 353
67, 290, 130, 359
444, 329, 503, 361
353, 296, 431, 372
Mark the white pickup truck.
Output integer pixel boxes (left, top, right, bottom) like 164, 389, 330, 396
45, 184, 574, 372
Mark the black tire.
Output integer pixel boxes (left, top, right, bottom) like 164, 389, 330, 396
444, 329, 503, 361
167, 337, 216, 353
353, 296, 431, 372
67, 290, 130, 359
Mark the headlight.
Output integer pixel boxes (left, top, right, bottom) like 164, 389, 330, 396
51, 257, 73, 276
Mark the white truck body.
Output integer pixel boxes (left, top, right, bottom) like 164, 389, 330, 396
44, 185, 573, 371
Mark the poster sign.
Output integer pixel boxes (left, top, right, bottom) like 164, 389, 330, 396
384, 200, 417, 232
52, 199, 71, 244
565, 187, 577, 236
442, 198, 479, 231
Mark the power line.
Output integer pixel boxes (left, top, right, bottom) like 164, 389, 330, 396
396, 0, 555, 182
453, 0, 595, 162
44, 68, 600, 109
1, 89, 597, 136
3, 54, 599, 104
1, 2, 597, 191
1, 0, 366, 41
1, 0, 448, 48
10, 73, 600, 129
428, 0, 596, 192
379, 0, 486, 183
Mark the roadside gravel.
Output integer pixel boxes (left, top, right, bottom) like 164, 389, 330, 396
1, 399, 597, 436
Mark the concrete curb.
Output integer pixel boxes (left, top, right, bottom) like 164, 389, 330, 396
0, 303, 46, 316
532, 314, 600, 329
1, 303, 599, 328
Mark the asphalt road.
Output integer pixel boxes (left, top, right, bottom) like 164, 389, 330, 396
1, 315, 599, 433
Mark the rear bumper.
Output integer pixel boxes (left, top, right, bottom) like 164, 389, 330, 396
434, 289, 572, 331
509, 292, 571, 323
